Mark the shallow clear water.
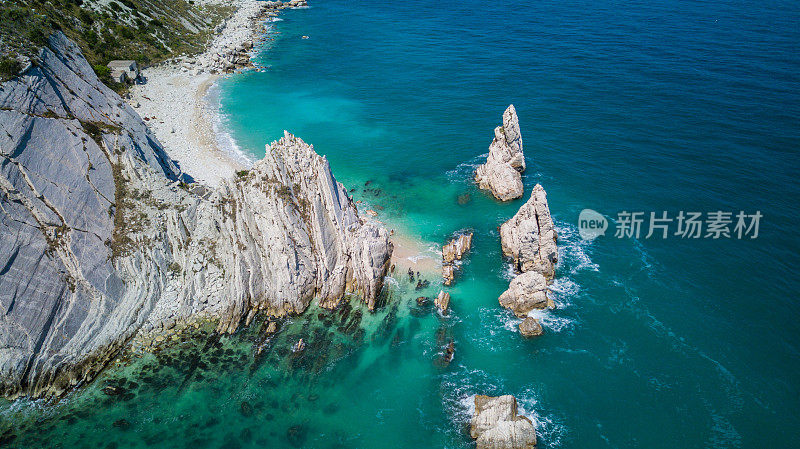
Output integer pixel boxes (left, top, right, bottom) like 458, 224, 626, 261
3, 0, 800, 447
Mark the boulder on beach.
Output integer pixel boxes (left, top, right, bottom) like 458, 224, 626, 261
500, 184, 557, 279
499, 272, 549, 317
518, 317, 543, 338
470, 395, 537, 449
475, 105, 525, 201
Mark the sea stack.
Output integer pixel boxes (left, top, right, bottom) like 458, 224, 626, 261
500, 184, 558, 279
475, 105, 526, 201
498, 184, 558, 336
470, 395, 537, 449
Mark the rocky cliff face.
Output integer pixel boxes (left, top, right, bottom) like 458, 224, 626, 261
0, 32, 391, 399
474, 105, 525, 201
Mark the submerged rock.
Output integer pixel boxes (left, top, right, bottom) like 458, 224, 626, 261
470, 395, 537, 449
518, 317, 543, 338
498, 272, 549, 317
474, 105, 526, 201
500, 184, 558, 279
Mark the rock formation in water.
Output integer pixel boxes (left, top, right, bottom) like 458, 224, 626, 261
498, 272, 549, 317
442, 231, 473, 286
442, 232, 473, 264
500, 184, 557, 279
470, 395, 537, 449
474, 105, 526, 201
497, 184, 558, 333
0, 33, 392, 399
518, 317, 543, 338
434, 291, 451, 313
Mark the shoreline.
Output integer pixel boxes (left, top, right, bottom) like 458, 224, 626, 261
129, 0, 289, 187
130, 0, 441, 279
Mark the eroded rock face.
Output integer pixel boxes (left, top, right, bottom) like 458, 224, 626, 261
475, 105, 525, 201
0, 33, 392, 398
470, 395, 537, 449
500, 184, 557, 279
498, 272, 549, 317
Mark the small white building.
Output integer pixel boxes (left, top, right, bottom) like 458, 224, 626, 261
107, 60, 140, 84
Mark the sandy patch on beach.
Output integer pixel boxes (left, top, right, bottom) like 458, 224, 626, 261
129, 69, 242, 187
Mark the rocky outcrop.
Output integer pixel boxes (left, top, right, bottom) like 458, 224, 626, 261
442, 232, 473, 264
475, 105, 525, 201
442, 231, 472, 286
0, 32, 391, 398
500, 184, 557, 279
518, 317, 543, 338
497, 184, 558, 333
434, 291, 450, 313
470, 395, 537, 449
498, 272, 549, 317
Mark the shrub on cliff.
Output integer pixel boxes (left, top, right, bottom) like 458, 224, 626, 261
0, 58, 22, 80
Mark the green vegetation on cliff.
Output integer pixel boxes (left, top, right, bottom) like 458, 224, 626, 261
0, 0, 233, 82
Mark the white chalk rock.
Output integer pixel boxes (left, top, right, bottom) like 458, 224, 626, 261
475, 105, 525, 201
500, 184, 557, 279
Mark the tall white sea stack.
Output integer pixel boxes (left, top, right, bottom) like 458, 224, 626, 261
474, 105, 526, 201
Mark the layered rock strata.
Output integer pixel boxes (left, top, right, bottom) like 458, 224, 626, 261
470, 395, 537, 449
0, 33, 391, 398
475, 105, 526, 201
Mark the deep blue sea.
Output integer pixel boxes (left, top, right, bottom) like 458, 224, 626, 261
3, 0, 799, 448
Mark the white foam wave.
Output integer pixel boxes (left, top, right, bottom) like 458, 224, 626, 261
527, 308, 575, 333
205, 83, 256, 168
517, 388, 568, 448
445, 154, 488, 184
384, 277, 400, 288
554, 222, 599, 274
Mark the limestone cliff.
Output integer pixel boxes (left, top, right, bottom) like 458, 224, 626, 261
474, 105, 525, 201
0, 32, 391, 399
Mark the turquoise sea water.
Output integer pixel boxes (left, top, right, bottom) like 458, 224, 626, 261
3, 0, 800, 447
